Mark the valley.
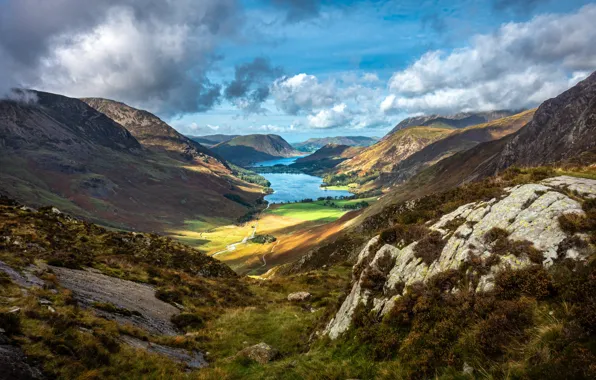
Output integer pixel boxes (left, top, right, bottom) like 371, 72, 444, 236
2, 3, 596, 378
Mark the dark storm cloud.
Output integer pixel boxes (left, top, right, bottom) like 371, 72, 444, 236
224, 57, 283, 114
0, 0, 241, 116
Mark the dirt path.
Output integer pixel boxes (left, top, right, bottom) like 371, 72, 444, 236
211, 203, 270, 257
51, 266, 179, 335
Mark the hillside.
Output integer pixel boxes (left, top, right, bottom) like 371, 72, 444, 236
388, 110, 520, 134
0, 91, 264, 232
290, 144, 364, 176
82, 98, 217, 162
293, 136, 377, 152
325, 126, 453, 189
374, 109, 536, 188
212, 134, 301, 166
187, 134, 239, 148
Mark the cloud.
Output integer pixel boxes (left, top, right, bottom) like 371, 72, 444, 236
362, 73, 381, 83
307, 103, 351, 129
0, 0, 240, 115
382, 5, 596, 115
224, 57, 283, 114
271, 74, 337, 114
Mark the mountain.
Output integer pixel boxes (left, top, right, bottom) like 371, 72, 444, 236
187, 134, 239, 148
0, 91, 264, 232
293, 136, 378, 152
373, 109, 536, 188
82, 98, 216, 162
325, 126, 453, 190
289, 143, 364, 175
211, 134, 301, 166
388, 110, 520, 135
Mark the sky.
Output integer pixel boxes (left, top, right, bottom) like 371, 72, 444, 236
1, 1, 596, 142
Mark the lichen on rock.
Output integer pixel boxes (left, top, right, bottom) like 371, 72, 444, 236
325, 176, 595, 339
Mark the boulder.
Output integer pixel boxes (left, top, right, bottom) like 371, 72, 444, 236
325, 176, 596, 339
236, 343, 279, 364
287, 292, 311, 302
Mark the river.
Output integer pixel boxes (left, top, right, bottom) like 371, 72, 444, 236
253, 156, 352, 203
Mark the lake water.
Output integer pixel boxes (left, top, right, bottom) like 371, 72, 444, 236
253, 157, 352, 203
252, 156, 306, 167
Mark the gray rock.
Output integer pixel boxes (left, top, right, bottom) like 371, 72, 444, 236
121, 335, 208, 369
287, 292, 311, 302
325, 176, 595, 339
236, 342, 279, 364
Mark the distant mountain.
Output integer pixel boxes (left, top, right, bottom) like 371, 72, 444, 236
187, 134, 239, 148
293, 136, 378, 152
212, 134, 301, 166
0, 91, 264, 232
374, 109, 536, 188
334, 127, 454, 179
290, 144, 364, 175
365, 71, 596, 216
388, 110, 521, 135
82, 98, 216, 162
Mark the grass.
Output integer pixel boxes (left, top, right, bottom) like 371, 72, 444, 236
266, 203, 347, 223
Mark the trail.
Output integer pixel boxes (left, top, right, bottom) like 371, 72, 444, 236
262, 238, 280, 267
211, 203, 270, 257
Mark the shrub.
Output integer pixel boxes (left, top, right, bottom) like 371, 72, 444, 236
171, 313, 204, 330
379, 224, 429, 248
484, 227, 509, 244
0, 311, 20, 335
413, 231, 445, 265
494, 266, 552, 300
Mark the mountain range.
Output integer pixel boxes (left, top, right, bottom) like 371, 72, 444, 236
1, 74, 595, 379
211, 134, 302, 166
292, 136, 377, 152
388, 110, 521, 134
0, 92, 264, 232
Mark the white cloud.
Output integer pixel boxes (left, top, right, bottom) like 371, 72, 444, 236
382, 5, 596, 115
362, 73, 380, 83
307, 103, 351, 129
271, 73, 337, 115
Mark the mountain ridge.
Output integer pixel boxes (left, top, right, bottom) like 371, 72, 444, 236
212, 134, 301, 166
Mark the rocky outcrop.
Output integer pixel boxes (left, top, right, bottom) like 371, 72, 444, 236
51, 266, 180, 336
325, 176, 595, 339
121, 335, 207, 369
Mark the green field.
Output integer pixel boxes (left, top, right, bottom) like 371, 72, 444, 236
267, 203, 347, 222
267, 197, 377, 223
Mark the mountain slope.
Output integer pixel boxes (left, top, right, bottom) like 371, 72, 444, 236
187, 134, 239, 148
290, 144, 363, 175
82, 98, 218, 162
358, 71, 596, 225
388, 110, 520, 134
212, 134, 301, 166
293, 136, 377, 152
376, 109, 536, 187
0, 91, 263, 232
333, 126, 453, 180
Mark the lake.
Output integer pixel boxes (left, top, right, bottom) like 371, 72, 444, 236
252, 156, 306, 167
253, 157, 352, 203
